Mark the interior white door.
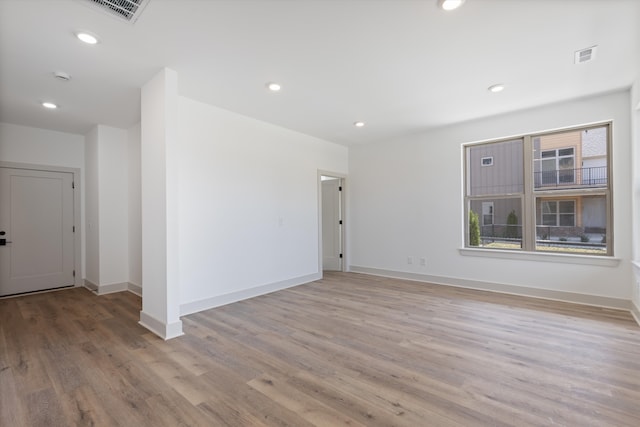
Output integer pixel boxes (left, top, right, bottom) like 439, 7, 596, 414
0, 167, 75, 296
322, 177, 342, 271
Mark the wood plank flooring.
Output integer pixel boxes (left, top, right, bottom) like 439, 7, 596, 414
1, 272, 639, 426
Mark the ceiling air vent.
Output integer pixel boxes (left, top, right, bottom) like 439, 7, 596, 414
80, 0, 150, 23
574, 46, 597, 64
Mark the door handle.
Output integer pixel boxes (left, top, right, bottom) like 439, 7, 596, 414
0, 239, 11, 246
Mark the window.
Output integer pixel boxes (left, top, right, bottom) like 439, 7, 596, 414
539, 200, 575, 226
536, 147, 575, 185
482, 202, 494, 226
465, 124, 611, 256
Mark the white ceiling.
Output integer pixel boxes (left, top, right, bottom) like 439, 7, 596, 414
1, 0, 639, 146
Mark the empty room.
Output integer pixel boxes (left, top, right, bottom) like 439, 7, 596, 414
1, 0, 639, 426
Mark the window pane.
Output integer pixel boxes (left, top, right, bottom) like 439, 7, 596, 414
559, 201, 574, 213
534, 127, 607, 190
468, 139, 523, 196
536, 195, 607, 255
542, 214, 557, 226
558, 157, 574, 168
542, 201, 556, 213
469, 198, 522, 249
559, 214, 575, 226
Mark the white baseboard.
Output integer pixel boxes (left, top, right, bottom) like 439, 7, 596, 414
128, 283, 142, 297
632, 301, 640, 327
83, 279, 141, 296
83, 279, 98, 292
139, 310, 183, 340
97, 282, 129, 295
180, 272, 321, 316
630, 261, 640, 326
349, 265, 631, 311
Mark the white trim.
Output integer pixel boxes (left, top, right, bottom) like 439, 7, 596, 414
459, 247, 620, 267
139, 311, 183, 340
0, 161, 83, 287
128, 282, 142, 296
84, 279, 142, 297
83, 279, 98, 292
180, 272, 320, 316
631, 301, 640, 327
95, 282, 129, 295
632, 261, 640, 326
349, 265, 631, 311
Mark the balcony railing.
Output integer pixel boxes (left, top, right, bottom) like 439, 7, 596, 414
534, 166, 607, 189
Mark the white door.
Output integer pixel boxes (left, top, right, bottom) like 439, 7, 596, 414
321, 177, 342, 271
0, 167, 75, 296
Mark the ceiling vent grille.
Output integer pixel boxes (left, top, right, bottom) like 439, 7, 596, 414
80, 0, 150, 23
574, 46, 597, 64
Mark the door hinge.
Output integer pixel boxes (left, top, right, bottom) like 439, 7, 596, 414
72, 181, 75, 189
339, 254, 343, 258
338, 186, 342, 191
73, 270, 76, 277
339, 220, 343, 225
72, 226, 75, 233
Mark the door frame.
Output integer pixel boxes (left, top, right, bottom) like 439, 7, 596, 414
0, 161, 83, 290
318, 170, 347, 275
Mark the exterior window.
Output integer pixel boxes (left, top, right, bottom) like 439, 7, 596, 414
465, 124, 611, 256
536, 147, 575, 185
482, 202, 494, 226
539, 200, 575, 226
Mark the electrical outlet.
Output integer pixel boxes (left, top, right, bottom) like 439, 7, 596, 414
407, 256, 413, 265
419, 257, 426, 267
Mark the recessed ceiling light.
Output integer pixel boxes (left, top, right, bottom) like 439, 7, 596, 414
438, 0, 466, 11
266, 82, 281, 92
488, 84, 505, 93
42, 102, 58, 109
76, 31, 99, 45
354, 121, 365, 127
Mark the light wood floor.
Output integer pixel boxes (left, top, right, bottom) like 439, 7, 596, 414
1, 272, 639, 426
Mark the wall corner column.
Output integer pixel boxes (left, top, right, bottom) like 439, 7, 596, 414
139, 68, 183, 339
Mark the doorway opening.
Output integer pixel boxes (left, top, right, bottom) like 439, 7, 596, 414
319, 173, 345, 272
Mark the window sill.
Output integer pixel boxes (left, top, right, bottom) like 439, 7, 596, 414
459, 247, 620, 267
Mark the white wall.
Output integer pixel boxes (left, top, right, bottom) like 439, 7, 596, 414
349, 90, 633, 302
0, 122, 85, 167
84, 125, 130, 287
177, 96, 348, 308
0, 122, 86, 278
128, 123, 142, 288
631, 78, 640, 318
96, 126, 129, 285
85, 126, 100, 284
